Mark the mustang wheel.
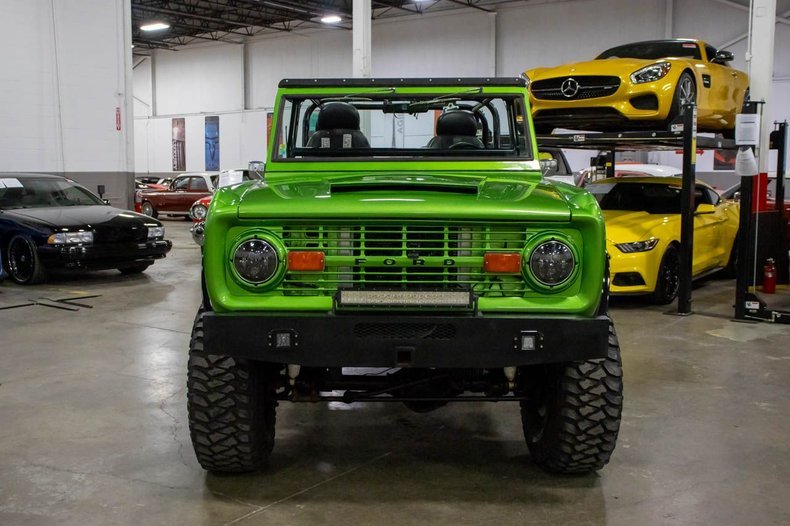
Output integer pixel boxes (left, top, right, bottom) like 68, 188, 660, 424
520, 319, 623, 474
666, 72, 696, 128
187, 307, 277, 473
7, 235, 46, 285
652, 244, 680, 304
141, 202, 157, 218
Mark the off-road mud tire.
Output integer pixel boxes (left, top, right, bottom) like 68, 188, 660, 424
520, 320, 623, 474
187, 308, 277, 473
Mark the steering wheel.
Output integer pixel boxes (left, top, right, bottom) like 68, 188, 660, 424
449, 141, 479, 150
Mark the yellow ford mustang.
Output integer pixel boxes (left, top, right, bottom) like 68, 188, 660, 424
525, 39, 749, 135
587, 177, 740, 304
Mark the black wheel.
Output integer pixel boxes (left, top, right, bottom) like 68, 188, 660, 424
520, 320, 623, 474
652, 245, 680, 305
7, 235, 46, 285
141, 201, 157, 218
118, 263, 151, 275
187, 308, 277, 473
666, 72, 696, 128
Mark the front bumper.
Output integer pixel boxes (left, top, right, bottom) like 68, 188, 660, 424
608, 248, 660, 295
202, 312, 611, 368
38, 239, 172, 271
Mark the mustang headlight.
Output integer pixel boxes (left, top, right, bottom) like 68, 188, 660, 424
630, 62, 671, 84
47, 231, 94, 245
615, 239, 659, 253
529, 240, 575, 286
233, 239, 279, 284
147, 226, 165, 239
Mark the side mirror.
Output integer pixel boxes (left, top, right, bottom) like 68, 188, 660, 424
713, 50, 734, 64
540, 158, 559, 176
695, 203, 717, 215
103, 199, 110, 205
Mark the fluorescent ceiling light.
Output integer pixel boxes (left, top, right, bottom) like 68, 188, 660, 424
321, 15, 342, 23
140, 22, 170, 31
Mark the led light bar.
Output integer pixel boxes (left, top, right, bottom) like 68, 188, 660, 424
338, 290, 471, 308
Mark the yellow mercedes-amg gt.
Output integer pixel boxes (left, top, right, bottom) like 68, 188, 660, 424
525, 39, 749, 135
587, 177, 740, 304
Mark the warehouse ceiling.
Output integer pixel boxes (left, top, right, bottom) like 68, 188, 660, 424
131, 0, 529, 50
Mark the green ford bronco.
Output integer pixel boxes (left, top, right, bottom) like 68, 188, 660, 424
188, 78, 622, 475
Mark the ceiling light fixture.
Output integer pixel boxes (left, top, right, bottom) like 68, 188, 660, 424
140, 22, 170, 31
320, 15, 342, 24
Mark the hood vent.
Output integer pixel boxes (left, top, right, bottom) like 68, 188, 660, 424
330, 183, 478, 195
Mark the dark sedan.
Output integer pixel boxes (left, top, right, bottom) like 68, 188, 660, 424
0, 173, 172, 284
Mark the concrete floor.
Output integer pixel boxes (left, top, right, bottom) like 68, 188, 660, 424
1, 220, 788, 526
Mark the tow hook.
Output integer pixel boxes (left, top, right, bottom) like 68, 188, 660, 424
287, 364, 301, 386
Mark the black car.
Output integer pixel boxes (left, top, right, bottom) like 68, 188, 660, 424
0, 173, 172, 284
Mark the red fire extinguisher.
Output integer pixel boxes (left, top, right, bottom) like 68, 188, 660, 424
763, 258, 776, 294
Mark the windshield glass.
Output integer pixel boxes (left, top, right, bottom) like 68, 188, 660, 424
597, 41, 701, 60
588, 182, 682, 214
0, 177, 104, 209
274, 92, 531, 161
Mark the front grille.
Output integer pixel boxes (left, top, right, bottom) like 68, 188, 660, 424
354, 322, 456, 340
280, 223, 531, 297
93, 226, 147, 243
531, 75, 620, 101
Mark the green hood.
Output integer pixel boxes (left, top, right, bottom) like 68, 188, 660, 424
234, 172, 572, 222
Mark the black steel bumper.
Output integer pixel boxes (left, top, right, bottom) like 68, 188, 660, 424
38, 240, 172, 271
202, 312, 611, 368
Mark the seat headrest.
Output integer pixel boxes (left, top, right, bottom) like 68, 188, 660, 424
436, 110, 478, 137
316, 102, 361, 131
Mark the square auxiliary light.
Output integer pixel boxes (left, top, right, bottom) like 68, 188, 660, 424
517, 331, 543, 351
338, 290, 471, 308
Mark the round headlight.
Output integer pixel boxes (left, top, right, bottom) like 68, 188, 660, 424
233, 239, 278, 284
529, 240, 575, 286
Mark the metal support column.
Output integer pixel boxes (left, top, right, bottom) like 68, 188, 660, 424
677, 103, 697, 315
352, 0, 372, 78
734, 167, 755, 320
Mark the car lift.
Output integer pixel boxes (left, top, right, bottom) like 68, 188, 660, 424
734, 121, 789, 324
538, 103, 737, 316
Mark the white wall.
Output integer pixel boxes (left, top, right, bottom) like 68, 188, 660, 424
133, 0, 790, 174
1, 0, 134, 178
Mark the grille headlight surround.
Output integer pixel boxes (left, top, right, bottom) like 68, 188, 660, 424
229, 232, 286, 288
47, 231, 94, 245
630, 62, 672, 84
615, 238, 659, 253
523, 236, 579, 291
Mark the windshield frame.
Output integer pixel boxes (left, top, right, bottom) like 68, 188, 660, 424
271, 90, 533, 164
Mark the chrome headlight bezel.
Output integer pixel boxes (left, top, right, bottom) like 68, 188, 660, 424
47, 231, 94, 245
147, 226, 165, 240
229, 232, 286, 289
522, 235, 579, 291
630, 62, 672, 84
614, 238, 659, 253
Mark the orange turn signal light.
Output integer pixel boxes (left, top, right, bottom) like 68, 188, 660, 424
288, 251, 325, 271
484, 253, 522, 273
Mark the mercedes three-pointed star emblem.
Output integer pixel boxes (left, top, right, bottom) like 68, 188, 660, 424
560, 77, 580, 98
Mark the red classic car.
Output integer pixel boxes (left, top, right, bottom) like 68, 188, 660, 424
135, 172, 217, 218
189, 169, 263, 244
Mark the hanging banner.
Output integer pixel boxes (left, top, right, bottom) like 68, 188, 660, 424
172, 118, 186, 171
205, 116, 220, 171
